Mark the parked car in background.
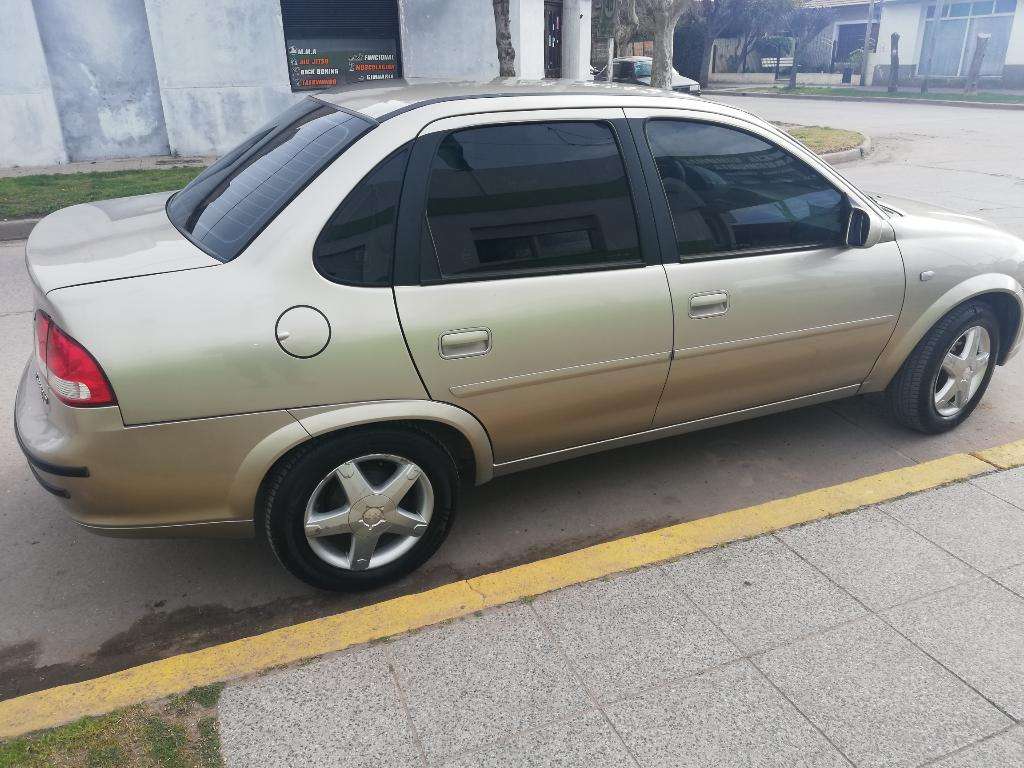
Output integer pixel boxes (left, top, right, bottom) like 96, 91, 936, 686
16, 80, 1024, 591
595, 56, 701, 93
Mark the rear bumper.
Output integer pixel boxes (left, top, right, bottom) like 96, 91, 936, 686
14, 358, 303, 538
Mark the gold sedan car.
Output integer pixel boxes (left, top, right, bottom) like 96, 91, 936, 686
15, 81, 1024, 590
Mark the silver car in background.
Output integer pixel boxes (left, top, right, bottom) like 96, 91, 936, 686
15, 80, 1024, 590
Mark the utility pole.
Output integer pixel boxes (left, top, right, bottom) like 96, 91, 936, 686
859, 0, 877, 86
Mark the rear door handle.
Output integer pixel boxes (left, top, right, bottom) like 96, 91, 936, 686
689, 291, 729, 319
439, 328, 491, 359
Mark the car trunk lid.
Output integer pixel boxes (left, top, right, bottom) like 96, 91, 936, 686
26, 191, 219, 294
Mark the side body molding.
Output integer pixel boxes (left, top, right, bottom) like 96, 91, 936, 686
287, 400, 496, 484
862, 273, 1024, 392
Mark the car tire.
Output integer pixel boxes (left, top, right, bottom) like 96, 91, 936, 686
264, 428, 458, 591
886, 300, 999, 434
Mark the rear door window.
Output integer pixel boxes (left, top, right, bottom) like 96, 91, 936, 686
421, 121, 642, 281
167, 97, 373, 262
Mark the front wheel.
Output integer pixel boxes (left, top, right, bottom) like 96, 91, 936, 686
264, 429, 458, 591
886, 301, 999, 434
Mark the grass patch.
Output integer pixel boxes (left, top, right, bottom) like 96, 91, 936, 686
751, 86, 1024, 104
0, 167, 204, 220
0, 684, 224, 768
772, 123, 864, 154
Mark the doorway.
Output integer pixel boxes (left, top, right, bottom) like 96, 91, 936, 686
544, 1, 563, 78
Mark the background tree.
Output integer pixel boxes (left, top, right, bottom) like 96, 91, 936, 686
732, 0, 793, 73
687, 0, 747, 87
492, 0, 516, 77
783, 5, 836, 89
641, 0, 695, 89
614, 0, 641, 54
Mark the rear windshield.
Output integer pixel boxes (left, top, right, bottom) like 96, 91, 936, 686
167, 97, 373, 262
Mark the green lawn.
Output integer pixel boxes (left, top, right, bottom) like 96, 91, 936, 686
0, 684, 224, 768
751, 86, 1024, 104
774, 123, 864, 154
0, 166, 204, 220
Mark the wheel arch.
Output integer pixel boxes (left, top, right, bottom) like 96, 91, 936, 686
241, 401, 494, 541
863, 274, 1024, 392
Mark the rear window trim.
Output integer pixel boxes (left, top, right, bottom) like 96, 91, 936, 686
166, 100, 378, 263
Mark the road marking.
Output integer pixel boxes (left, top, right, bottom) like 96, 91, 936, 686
0, 451, 997, 739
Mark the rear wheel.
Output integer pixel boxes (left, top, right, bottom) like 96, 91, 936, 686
886, 301, 999, 434
265, 429, 458, 591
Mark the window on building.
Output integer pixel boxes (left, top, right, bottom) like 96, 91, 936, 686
645, 120, 847, 259
422, 122, 642, 280
314, 146, 409, 286
922, 0, 1015, 76
280, 0, 401, 91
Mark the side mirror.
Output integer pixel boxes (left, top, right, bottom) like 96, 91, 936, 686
846, 206, 873, 248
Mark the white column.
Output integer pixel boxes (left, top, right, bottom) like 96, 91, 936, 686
511, 0, 545, 79
561, 0, 593, 80
0, 0, 67, 168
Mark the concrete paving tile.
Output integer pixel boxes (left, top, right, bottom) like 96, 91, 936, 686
605, 660, 850, 768
664, 536, 865, 653
776, 507, 979, 611
442, 710, 631, 768
531, 567, 739, 702
756, 616, 1010, 768
885, 579, 1024, 719
970, 468, 1024, 512
931, 727, 1024, 767
991, 563, 1024, 598
883, 483, 1024, 572
388, 603, 590, 765
218, 645, 422, 768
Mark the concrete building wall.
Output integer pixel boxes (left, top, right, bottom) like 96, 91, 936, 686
33, 0, 169, 162
875, 2, 926, 65
0, 0, 67, 167
1006, 5, 1024, 63
399, 0, 500, 79
143, 0, 297, 157
511, 0, 545, 79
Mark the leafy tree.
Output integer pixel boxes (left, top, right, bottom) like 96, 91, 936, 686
641, 0, 695, 89
687, 0, 748, 87
732, 0, 794, 73
783, 5, 836, 88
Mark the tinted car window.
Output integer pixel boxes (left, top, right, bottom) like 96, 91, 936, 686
167, 97, 373, 262
645, 119, 847, 259
422, 121, 641, 280
314, 146, 409, 286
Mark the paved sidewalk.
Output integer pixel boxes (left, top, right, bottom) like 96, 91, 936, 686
217, 469, 1024, 768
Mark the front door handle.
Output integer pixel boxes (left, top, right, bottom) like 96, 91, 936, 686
689, 291, 729, 319
439, 328, 492, 359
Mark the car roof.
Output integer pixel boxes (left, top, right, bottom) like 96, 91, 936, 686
315, 77, 714, 122
614, 56, 651, 62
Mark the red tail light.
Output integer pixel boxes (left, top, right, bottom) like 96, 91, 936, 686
34, 311, 116, 407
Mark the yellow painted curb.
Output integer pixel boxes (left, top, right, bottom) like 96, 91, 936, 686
0, 451, 993, 739
974, 438, 1024, 470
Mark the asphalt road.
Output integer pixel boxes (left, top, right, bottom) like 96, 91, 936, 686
3, 96, 1024, 699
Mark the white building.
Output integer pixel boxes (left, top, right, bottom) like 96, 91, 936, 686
810, 0, 1024, 86
0, 0, 592, 169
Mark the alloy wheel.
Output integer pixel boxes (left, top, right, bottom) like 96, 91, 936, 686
933, 325, 991, 418
303, 453, 434, 571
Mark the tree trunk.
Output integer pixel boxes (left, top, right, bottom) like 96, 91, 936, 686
964, 32, 991, 92
699, 32, 715, 87
920, 0, 948, 94
651, 10, 677, 90
788, 42, 799, 89
888, 32, 900, 92
859, 0, 876, 86
492, 0, 516, 77
606, 36, 615, 80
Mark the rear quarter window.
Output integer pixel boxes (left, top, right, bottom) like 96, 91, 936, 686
167, 97, 373, 262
